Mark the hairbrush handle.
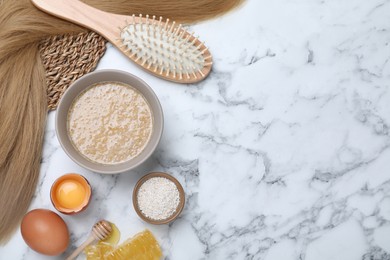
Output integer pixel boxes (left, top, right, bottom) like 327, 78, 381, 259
65, 233, 96, 260
31, 0, 121, 40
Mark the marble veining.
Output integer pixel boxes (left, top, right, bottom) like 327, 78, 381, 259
1, 0, 390, 259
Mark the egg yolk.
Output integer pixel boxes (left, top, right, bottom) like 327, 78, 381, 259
56, 180, 86, 209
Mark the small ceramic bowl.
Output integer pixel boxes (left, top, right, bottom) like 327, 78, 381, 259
50, 173, 92, 215
56, 69, 163, 174
133, 172, 185, 225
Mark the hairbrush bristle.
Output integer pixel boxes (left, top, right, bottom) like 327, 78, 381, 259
119, 14, 212, 83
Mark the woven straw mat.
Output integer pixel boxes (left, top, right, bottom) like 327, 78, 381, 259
39, 31, 107, 110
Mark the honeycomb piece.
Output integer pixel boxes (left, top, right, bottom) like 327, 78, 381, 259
85, 229, 162, 260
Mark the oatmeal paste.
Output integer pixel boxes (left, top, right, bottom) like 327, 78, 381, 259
67, 81, 153, 164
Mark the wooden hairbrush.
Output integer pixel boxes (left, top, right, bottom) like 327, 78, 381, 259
31, 0, 212, 83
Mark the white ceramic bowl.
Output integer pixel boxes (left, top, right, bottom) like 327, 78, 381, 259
56, 69, 163, 174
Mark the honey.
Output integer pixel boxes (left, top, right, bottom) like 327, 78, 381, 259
85, 229, 161, 260
101, 223, 120, 246
85, 243, 113, 259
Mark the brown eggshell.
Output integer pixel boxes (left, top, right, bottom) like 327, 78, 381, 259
21, 209, 69, 256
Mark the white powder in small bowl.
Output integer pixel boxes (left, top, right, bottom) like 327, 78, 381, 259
137, 177, 180, 221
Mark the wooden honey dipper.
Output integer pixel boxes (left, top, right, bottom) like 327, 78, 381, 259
66, 220, 112, 260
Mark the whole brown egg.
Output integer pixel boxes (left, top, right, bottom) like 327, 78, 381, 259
21, 209, 69, 256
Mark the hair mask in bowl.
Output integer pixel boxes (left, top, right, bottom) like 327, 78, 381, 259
67, 81, 153, 165
56, 70, 163, 174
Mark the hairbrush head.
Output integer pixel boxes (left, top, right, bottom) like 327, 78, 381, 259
119, 14, 212, 83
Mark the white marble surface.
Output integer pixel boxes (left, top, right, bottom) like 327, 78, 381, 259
2, 0, 390, 259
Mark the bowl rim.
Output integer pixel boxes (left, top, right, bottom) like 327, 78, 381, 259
55, 69, 163, 174
132, 172, 185, 225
